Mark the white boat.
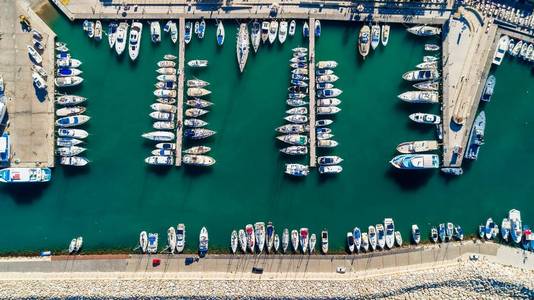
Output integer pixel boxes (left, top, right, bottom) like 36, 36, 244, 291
27, 45, 42, 64
139, 231, 148, 253
309, 233, 316, 254
316, 61, 338, 69
509, 209, 522, 244
153, 121, 174, 130
182, 154, 215, 166
423, 55, 438, 62
291, 229, 299, 252
368, 225, 377, 250
284, 114, 307, 124
230, 230, 238, 254
389, 154, 440, 169
493, 35, 510, 65
255, 222, 266, 253
58, 128, 88, 139
384, 218, 395, 249
142, 131, 175, 141
74, 236, 83, 253
186, 79, 209, 88
396, 140, 438, 154
56, 95, 87, 106
318, 165, 342, 174
281, 228, 289, 253
303, 21, 309, 37
158, 75, 177, 82
32, 65, 47, 80
55, 115, 90, 128
107, 22, 118, 48
317, 139, 338, 148
278, 21, 288, 44
184, 21, 192, 44
411, 224, 421, 244
184, 128, 216, 139
151, 148, 173, 156
361, 232, 369, 252
183, 146, 211, 155
85, 21, 95, 38
318, 155, 343, 166
236, 23, 250, 73
407, 25, 441, 36
376, 224, 385, 249
395, 231, 403, 247
413, 80, 439, 91
280, 145, 308, 155
246, 224, 255, 253
285, 163, 309, 176
145, 155, 173, 166
416, 61, 438, 69
57, 137, 84, 147
287, 99, 308, 107
55, 76, 84, 88
185, 108, 208, 118
56, 58, 82, 68
216, 21, 225, 46
238, 229, 247, 253
0, 167, 51, 183
251, 20, 261, 53
128, 22, 143, 61
317, 98, 341, 106
320, 230, 328, 254
156, 68, 177, 75
501, 218, 511, 242
316, 75, 338, 84
199, 227, 208, 257
266, 222, 275, 253
154, 89, 177, 97
398, 91, 439, 104
276, 124, 307, 134
381, 24, 390, 46
56, 67, 83, 77
402, 69, 439, 81
149, 111, 173, 121
358, 25, 370, 59
155, 81, 177, 90
151, 103, 176, 113
150, 21, 161, 43
176, 224, 186, 253
274, 234, 280, 253
167, 226, 176, 254
94, 20, 103, 41
32, 72, 46, 89
286, 107, 307, 115
261, 21, 269, 43
170, 22, 178, 44
197, 19, 206, 39
187, 60, 208, 68
317, 106, 341, 115
115, 22, 129, 55
184, 118, 208, 128
157, 60, 176, 68
409, 113, 441, 124
317, 132, 334, 140
353, 227, 361, 252
276, 134, 307, 145
288, 20, 296, 36
347, 232, 354, 253
59, 156, 89, 167
147, 233, 158, 254
156, 143, 176, 150
424, 44, 440, 51
317, 88, 342, 98
56, 146, 86, 157
300, 228, 309, 253
371, 24, 380, 50
316, 119, 333, 126
268, 20, 278, 44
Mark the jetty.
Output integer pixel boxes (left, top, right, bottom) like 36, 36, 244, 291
308, 18, 316, 168
175, 18, 185, 167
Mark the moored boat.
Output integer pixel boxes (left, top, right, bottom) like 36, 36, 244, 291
402, 69, 439, 81
54, 76, 83, 88
216, 21, 225, 46
317, 155, 343, 166
268, 20, 278, 44
199, 227, 209, 257
150, 21, 161, 43
280, 145, 308, 155
398, 91, 439, 104
464, 111, 485, 160
144, 155, 173, 166
251, 20, 261, 52
183, 145, 211, 155
278, 21, 288, 44
371, 24, 380, 50
318, 165, 342, 174
57, 128, 88, 139
409, 113, 441, 125
407, 25, 441, 36
115, 22, 128, 55
141, 131, 175, 141
381, 24, 390, 46
276, 134, 307, 145
358, 25, 370, 59
176, 224, 185, 253
128, 22, 143, 61
412, 224, 421, 244
389, 154, 439, 169
236, 23, 250, 73
285, 164, 309, 176
184, 128, 216, 140
0, 167, 51, 183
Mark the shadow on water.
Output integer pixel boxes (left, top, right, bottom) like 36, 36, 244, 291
146, 165, 172, 177
2, 182, 50, 205
63, 165, 91, 177
183, 165, 213, 177
385, 167, 433, 191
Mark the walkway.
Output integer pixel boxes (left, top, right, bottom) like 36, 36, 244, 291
175, 18, 185, 166
308, 18, 316, 168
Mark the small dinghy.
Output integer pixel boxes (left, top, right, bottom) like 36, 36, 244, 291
55, 115, 90, 128
57, 128, 88, 139
60, 156, 89, 167
184, 118, 208, 128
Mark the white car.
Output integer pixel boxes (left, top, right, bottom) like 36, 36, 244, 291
336, 267, 346, 274
469, 254, 479, 261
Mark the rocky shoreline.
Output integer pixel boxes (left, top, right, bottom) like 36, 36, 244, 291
0, 259, 532, 299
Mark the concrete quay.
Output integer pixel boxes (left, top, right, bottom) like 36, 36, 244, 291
308, 18, 317, 168
175, 18, 185, 167
0, 0, 55, 168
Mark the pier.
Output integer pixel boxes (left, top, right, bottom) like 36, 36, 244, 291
308, 18, 317, 168
0, 1, 55, 168
175, 17, 185, 167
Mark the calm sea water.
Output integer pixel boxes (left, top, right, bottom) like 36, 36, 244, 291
0, 9, 533, 253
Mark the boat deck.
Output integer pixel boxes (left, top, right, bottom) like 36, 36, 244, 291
175, 18, 185, 167
308, 18, 317, 168
0, 1, 55, 168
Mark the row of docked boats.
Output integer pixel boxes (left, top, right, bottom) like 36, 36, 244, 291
493, 35, 534, 66
27, 29, 50, 91
54, 42, 90, 167
184, 19, 206, 44
358, 23, 390, 59
398, 56, 440, 104
143, 55, 179, 166
230, 223, 326, 254
139, 226, 209, 257
68, 236, 83, 254
479, 209, 533, 251
85, 20, 144, 61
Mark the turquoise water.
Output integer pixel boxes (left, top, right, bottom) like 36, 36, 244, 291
0, 9, 533, 253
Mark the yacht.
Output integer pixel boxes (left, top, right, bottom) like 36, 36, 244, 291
107, 22, 118, 48
384, 218, 395, 249
287, 99, 308, 107
184, 118, 208, 128
318, 165, 342, 174
425, 44, 440, 51
238, 229, 247, 253
317, 139, 338, 148
139, 231, 148, 253
501, 218, 511, 242
274, 234, 280, 253
176, 224, 185, 253
151, 148, 173, 157
154, 89, 176, 97
398, 91, 439, 104
416, 61, 438, 69
230, 230, 238, 254
115, 23, 129, 55
464, 111, 485, 160
0, 167, 51, 183
278, 21, 288, 44
481, 75, 495, 102
412, 224, 421, 244
276, 134, 307, 145
32, 72, 46, 89
492, 35, 509, 65
255, 222, 266, 253
261, 21, 269, 43
245, 224, 255, 253
184, 128, 216, 139
268, 20, 278, 44
56, 58, 82, 68
149, 111, 173, 121
316, 74, 339, 83
285, 163, 309, 176
317, 88, 342, 98
236, 23, 250, 73
167, 227, 177, 254
57, 128, 88, 139
150, 21, 161, 43
186, 97, 212, 107
56, 137, 84, 147
158, 74, 177, 82
317, 155, 343, 166
216, 21, 225, 46
376, 224, 385, 249
128, 22, 143, 61
302, 21, 309, 37
187, 60, 208, 68
286, 107, 308, 114
347, 232, 355, 253
485, 218, 495, 240
353, 227, 361, 252
396, 140, 438, 154
147, 233, 158, 254
184, 21, 192, 44
56, 146, 86, 157
508, 39, 515, 55
56, 67, 83, 77
509, 209, 522, 244
250, 20, 261, 52
300, 228, 309, 253
276, 124, 307, 134
368, 226, 377, 250
141, 131, 175, 141
182, 155, 216, 166
413, 80, 439, 91
409, 113, 441, 124
199, 227, 208, 257
156, 67, 177, 75
381, 24, 390, 46
291, 229, 299, 252
403, 69, 439, 81
406, 25, 441, 36
284, 114, 307, 124
371, 24, 380, 50
282, 228, 290, 253
424, 55, 439, 62
316, 119, 333, 127
288, 20, 296, 36
185, 108, 208, 118
280, 146, 308, 156
145, 155, 173, 166
390, 154, 439, 169
358, 25, 370, 59
55, 115, 90, 128
317, 98, 341, 107
314, 20, 321, 37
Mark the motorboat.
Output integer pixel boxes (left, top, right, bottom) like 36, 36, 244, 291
185, 108, 209, 118
268, 20, 278, 44
300, 228, 309, 253
261, 21, 269, 43
316, 119, 333, 126
413, 80, 439, 91
316, 106, 341, 115
199, 227, 208, 257
57, 137, 84, 147
389, 154, 439, 169
168, 22, 177, 44
402, 69, 439, 81
141, 131, 175, 141
481, 75, 495, 102
317, 139, 338, 148
255, 222, 266, 253
278, 21, 288, 44
230, 230, 238, 254
156, 68, 177, 75
128, 22, 143, 61
520, 42, 528, 58
409, 113, 441, 124
250, 20, 261, 52
32, 72, 46, 89
115, 22, 129, 55
423, 55, 438, 62
291, 68, 308, 75
398, 91, 439, 104
512, 40, 522, 57
56, 115, 90, 128
446, 223, 454, 241
407, 25, 441, 36
154, 89, 177, 97
317, 98, 341, 107
236, 23, 250, 73
290, 79, 307, 87
501, 218, 511, 242
107, 22, 118, 48
85, 21, 94, 38
175, 224, 185, 253
266, 222, 275, 253
358, 25, 370, 59
286, 99, 308, 107
58, 128, 88, 139
280, 145, 308, 155
184, 21, 192, 44
154, 81, 177, 90
274, 234, 280, 253
149, 111, 173, 121
395, 231, 403, 247
284, 114, 307, 124
441, 167, 463, 176
56, 67, 83, 77
509, 209, 522, 244
183, 146, 211, 155
153, 121, 175, 130
302, 21, 309, 37
74, 236, 83, 253
56, 58, 82, 68
56, 146, 86, 157
412, 224, 421, 244
309, 233, 316, 254
424, 44, 440, 51
430, 227, 438, 243
158, 75, 177, 82
376, 224, 385, 249
94, 20, 103, 41
316, 60, 337, 69
245, 224, 255, 253
384, 218, 395, 249
56, 52, 71, 60
184, 118, 208, 128
187, 60, 208, 68
148, 233, 158, 254
55, 76, 83, 87
381, 24, 390, 46
238, 229, 246, 253
276, 134, 307, 145
314, 20, 321, 37
485, 218, 495, 240
157, 60, 176, 68
184, 128, 216, 139
416, 61, 438, 69
464, 111, 485, 160
454, 225, 464, 241
318, 165, 342, 174
320, 230, 328, 254
0, 167, 51, 183
286, 107, 307, 115
317, 156, 343, 166
317, 88, 342, 98
396, 140, 438, 154
276, 124, 307, 134
282, 228, 290, 253
353, 227, 361, 252
197, 19, 206, 39
371, 24, 380, 50
216, 21, 225, 46
167, 227, 177, 254
139, 231, 148, 253
285, 163, 309, 176
361, 232, 369, 252
32, 65, 48, 80
151, 148, 174, 156
156, 98, 176, 104
156, 143, 176, 150
317, 132, 334, 140
316, 74, 339, 83
438, 224, 446, 242
288, 20, 296, 36
347, 232, 355, 253
291, 229, 299, 252
316, 82, 333, 89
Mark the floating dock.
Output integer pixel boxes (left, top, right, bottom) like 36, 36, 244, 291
175, 18, 185, 167
308, 18, 317, 168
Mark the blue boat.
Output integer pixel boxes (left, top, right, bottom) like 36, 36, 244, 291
197, 19, 206, 39
314, 20, 321, 37
464, 111, 485, 160
0, 133, 9, 167
216, 21, 224, 46
184, 21, 192, 44
56, 67, 82, 77
438, 224, 446, 242
199, 227, 208, 257
55, 115, 90, 128
0, 167, 51, 183
481, 75, 495, 102
302, 22, 309, 37
454, 225, 464, 241
353, 227, 361, 252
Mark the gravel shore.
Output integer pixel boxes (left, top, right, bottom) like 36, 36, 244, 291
0, 258, 532, 299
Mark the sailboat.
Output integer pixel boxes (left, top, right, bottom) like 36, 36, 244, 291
216, 21, 225, 46
236, 23, 250, 73
251, 20, 261, 53
128, 22, 142, 61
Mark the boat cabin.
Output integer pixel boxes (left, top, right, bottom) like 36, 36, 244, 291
0, 133, 10, 167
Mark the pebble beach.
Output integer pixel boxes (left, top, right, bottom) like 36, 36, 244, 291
1, 259, 532, 299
